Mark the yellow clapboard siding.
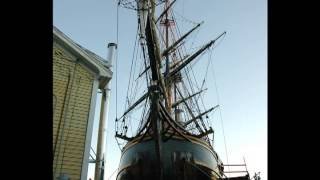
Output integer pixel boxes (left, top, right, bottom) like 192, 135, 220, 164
53, 133, 86, 144
53, 124, 87, 134
53, 143, 85, 153
53, 141, 85, 150
54, 160, 83, 169
53, 113, 89, 124
53, 132, 87, 141
53, 120, 87, 132
53, 123, 87, 134
55, 153, 87, 160
54, 139, 86, 148
53, 138, 86, 147
53, 137, 85, 145
54, 155, 83, 164
54, 150, 84, 160
54, 155, 83, 163
53, 164, 82, 173
53, 44, 95, 178
53, 131, 87, 140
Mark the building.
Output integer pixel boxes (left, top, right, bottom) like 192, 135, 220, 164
53, 26, 115, 180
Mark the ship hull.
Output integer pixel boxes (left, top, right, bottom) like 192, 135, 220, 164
116, 135, 222, 180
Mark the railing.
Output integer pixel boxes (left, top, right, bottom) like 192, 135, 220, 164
221, 159, 250, 179
223, 163, 248, 173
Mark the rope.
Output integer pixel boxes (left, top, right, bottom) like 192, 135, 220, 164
116, 0, 120, 118
171, 10, 219, 136
107, 166, 119, 180
210, 57, 230, 170
126, 27, 139, 108
173, 9, 198, 26
129, 31, 142, 103
115, 0, 123, 152
137, 98, 149, 133
201, 49, 212, 90
199, 33, 227, 143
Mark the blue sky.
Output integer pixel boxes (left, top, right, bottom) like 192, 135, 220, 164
53, 0, 267, 179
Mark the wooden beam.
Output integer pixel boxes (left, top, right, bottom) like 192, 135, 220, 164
119, 91, 149, 119
183, 105, 219, 127
167, 31, 226, 79
155, 0, 177, 23
171, 88, 207, 108
161, 22, 202, 57
195, 127, 214, 138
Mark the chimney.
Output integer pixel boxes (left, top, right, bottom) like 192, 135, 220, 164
94, 42, 117, 180
107, 42, 117, 67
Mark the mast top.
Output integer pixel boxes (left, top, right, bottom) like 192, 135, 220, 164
118, 0, 165, 11
115, 0, 227, 148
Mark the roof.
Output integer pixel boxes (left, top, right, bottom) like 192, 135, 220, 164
53, 26, 112, 88
76, 42, 112, 68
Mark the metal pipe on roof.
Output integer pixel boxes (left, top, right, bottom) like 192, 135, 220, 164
95, 42, 117, 180
106, 43, 117, 66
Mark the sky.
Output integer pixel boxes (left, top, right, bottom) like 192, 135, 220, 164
53, 0, 267, 179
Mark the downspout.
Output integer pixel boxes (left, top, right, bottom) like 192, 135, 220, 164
95, 43, 117, 180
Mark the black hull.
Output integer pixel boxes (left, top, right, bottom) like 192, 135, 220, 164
116, 135, 223, 180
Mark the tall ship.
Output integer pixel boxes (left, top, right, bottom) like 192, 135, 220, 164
114, 0, 260, 179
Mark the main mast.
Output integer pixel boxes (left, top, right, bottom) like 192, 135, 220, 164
163, 0, 172, 113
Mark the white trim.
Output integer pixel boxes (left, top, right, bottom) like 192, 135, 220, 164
53, 26, 112, 79
81, 78, 99, 180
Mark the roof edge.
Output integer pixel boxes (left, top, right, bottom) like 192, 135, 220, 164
53, 26, 112, 85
